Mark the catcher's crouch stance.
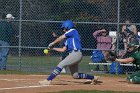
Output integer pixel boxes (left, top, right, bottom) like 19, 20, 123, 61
39, 20, 99, 85
115, 42, 140, 84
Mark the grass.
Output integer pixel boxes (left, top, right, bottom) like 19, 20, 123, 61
0, 70, 49, 75
7, 55, 91, 65
7, 55, 108, 71
5, 55, 128, 77
7, 55, 91, 69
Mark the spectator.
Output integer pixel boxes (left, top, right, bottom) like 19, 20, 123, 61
122, 18, 137, 36
112, 32, 127, 58
0, 14, 14, 70
115, 42, 140, 84
6, 14, 15, 22
122, 18, 139, 45
117, 18, 140, 58
93, 28, 112, 72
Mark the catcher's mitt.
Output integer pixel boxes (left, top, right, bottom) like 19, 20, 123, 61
108, 56, 116, 61
107, 51, 117, 61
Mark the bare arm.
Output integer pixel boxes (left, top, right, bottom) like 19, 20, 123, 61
132, 25, 137, 35
51, 35, 66, 45
122, 25, 126, 33
52, 46, 67, 52
115, 57, 134, 64
93, 29, 105, 38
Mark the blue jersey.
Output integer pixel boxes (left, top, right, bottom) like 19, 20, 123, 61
64, 29, 82, 52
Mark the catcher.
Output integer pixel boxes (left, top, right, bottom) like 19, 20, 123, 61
115, 42, 140, 84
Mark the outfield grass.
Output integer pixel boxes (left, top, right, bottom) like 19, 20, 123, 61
5, 55, 128, 77
7, 55, 91, 66
6, 55, 92, 71
7, 55, 110, 70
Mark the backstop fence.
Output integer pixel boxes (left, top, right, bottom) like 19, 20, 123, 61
0, 0, 140, 73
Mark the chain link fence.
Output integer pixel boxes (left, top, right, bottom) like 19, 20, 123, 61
0, 0, 140, 73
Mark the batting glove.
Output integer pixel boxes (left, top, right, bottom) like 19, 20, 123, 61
47, 43, 53, 50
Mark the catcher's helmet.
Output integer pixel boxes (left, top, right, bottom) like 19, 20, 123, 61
127, 42, 140, 53
61, 20, 74, 30
128, 42, 137, 48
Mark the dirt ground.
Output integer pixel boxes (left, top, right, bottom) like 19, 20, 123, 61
0, 74, 140, 93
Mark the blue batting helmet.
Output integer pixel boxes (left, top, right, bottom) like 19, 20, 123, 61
61, 20, 74, 30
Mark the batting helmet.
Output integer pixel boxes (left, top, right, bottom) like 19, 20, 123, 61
61, 20, 74, 30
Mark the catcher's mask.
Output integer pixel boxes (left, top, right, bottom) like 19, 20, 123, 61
128, 42, 137, 48
127, 42, 140, 53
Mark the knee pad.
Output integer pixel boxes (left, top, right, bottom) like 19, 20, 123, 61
72, 72, 79, 79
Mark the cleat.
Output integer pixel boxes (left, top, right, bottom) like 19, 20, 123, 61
91, 76, 99, 85
39, 79, 52, 85
128, 78, 134, 84
61, 68, 66, 73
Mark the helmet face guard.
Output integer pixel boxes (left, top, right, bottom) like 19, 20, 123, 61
127, 42, 140, 53
61, 20, 74, 30
128, 44, 135, 48
128, 42, 137, 48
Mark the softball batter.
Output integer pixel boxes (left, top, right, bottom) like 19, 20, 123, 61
39, 20, 99, 85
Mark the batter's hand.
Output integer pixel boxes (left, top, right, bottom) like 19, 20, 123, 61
47, 43, 54, 50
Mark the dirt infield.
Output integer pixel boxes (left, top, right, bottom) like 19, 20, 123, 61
0, 74, 140, 93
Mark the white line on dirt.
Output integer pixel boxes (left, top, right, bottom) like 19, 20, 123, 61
0, 79, 39, 81
0, 75, 61, 91
0, 85, 54, 90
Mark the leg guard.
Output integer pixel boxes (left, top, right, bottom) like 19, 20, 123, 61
47, 67, 62, 81
72, 72, 94, 80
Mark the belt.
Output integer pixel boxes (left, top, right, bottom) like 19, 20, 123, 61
69, 50, 81, 53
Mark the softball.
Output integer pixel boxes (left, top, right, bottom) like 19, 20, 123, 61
44, 49, 49, 54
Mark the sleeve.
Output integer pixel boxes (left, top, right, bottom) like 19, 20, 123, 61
64, 30, 75, 38
129, 53, 136, 59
